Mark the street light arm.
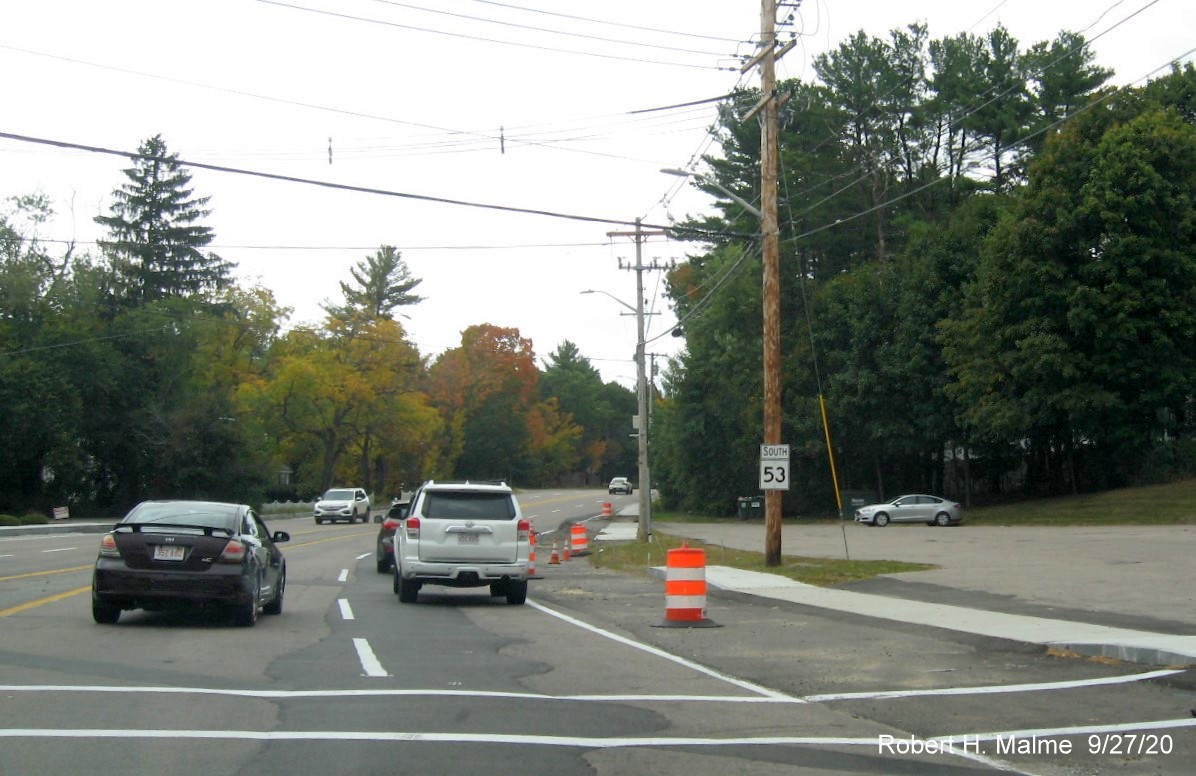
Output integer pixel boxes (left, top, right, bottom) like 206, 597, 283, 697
580, 288, 637, 315
660, 167, 763, 220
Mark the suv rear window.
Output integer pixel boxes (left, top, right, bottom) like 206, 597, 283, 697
421, 491, 516, 520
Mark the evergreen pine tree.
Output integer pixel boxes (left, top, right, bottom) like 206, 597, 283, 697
327, 244, 423, 321
96, 135, 232, 302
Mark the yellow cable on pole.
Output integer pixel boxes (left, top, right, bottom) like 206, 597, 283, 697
819, 394, 843, 515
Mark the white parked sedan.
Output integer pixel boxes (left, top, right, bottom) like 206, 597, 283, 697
854, 494, 963, 527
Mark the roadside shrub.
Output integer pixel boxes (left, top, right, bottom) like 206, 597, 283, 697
0, 515, 20, 526
259, 501, 312, 516
20, 512, 50, 525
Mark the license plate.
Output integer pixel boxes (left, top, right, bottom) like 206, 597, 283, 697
456, 533, 479, 545
153, 545, 186, 561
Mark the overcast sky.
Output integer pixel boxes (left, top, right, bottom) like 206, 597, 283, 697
2, 0, 1193, 387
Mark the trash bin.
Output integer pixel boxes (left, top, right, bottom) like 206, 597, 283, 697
736, 496, 764, 519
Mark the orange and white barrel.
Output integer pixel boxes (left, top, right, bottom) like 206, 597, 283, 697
602, 502, 613, 517
664, 545, 708, 623
570, 524, 589, 556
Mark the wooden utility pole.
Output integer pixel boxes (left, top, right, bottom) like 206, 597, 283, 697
743, 0, 785, 566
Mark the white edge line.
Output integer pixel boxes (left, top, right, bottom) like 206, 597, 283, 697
0, 685, 785, 702
803, 668, 1183, 702
526, 599, 793, 701
337, 599, 354, 620
0, 668, 1179, 703
352, 638, 387, 677
3, 720, 1192, 748
0, 730, 971, 747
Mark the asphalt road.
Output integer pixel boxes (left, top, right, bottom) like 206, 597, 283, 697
1, 490, 1193, 775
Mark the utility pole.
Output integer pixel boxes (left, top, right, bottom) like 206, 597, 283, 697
606, 218, 669, 542
741, 0, 794, 566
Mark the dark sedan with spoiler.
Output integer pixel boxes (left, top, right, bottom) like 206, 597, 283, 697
91, 500, 289, 627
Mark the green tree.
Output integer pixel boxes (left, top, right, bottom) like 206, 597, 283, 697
942, 80, 1196, 493
427, 324, 540, 482
1023, 31, 1112, 154
539, 341, 634, 483
326, 244, 423, 320
96, 135, 232, 303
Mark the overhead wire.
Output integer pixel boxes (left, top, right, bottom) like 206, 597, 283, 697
363, 0, 732, 58
0, 130, 753, 240
258, 0, 731, 71
462, 0, 744, 44
0, 43, 733, 166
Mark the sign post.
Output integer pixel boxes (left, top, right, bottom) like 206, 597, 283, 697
759, 444, 790, 491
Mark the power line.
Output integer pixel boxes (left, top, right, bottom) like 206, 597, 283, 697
0, 325, 172, 358
363, 0, 733, 58
27, 237, 675, 252
463, 0, 744, 44
258, 0, 731, 71
0, 130, 752, 239
0, 43, 738, 166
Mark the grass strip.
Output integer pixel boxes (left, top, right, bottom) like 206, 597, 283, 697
589, 531, 935, 587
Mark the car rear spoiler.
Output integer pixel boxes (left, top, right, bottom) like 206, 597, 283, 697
112, 522, 236, 538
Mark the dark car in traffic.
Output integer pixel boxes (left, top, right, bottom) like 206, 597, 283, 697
375, 499, 411, 573
91, 500, 289, 627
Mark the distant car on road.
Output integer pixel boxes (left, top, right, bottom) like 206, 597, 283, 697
608, 477, 633, 495
314, 487, 371, 524
91, 500, 289, 626
854, 494, 963, 527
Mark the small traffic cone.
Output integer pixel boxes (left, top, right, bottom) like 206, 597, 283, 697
549, 541, 561, 565
563, 542, 571, 562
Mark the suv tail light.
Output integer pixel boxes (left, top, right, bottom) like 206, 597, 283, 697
517, 519, 530, 542
383, 518, 401, 533
405, 516, 421, 540
218, 539, 247, 563
98, 533, 121, 558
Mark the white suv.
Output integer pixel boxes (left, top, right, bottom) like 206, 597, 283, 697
314, 488, 371, 524
392, 480, 531, 605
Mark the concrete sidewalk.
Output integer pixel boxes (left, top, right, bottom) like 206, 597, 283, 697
593, 516, 1196, 668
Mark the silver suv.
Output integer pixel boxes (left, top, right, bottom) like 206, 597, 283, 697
392, 481, 531, 605
314, 488, 371, 524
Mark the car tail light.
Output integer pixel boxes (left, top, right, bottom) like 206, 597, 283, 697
218, 539, 247, 563
383, 518, 400, 533
405, 516, 420, 540
517, 519, 530, 542
98, 533, 121, 558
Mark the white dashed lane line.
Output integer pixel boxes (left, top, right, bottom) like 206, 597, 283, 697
41, 548, 77, 553
338, 599, 355, 620
337, 569, 349, 582
353, 638, 388, 677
